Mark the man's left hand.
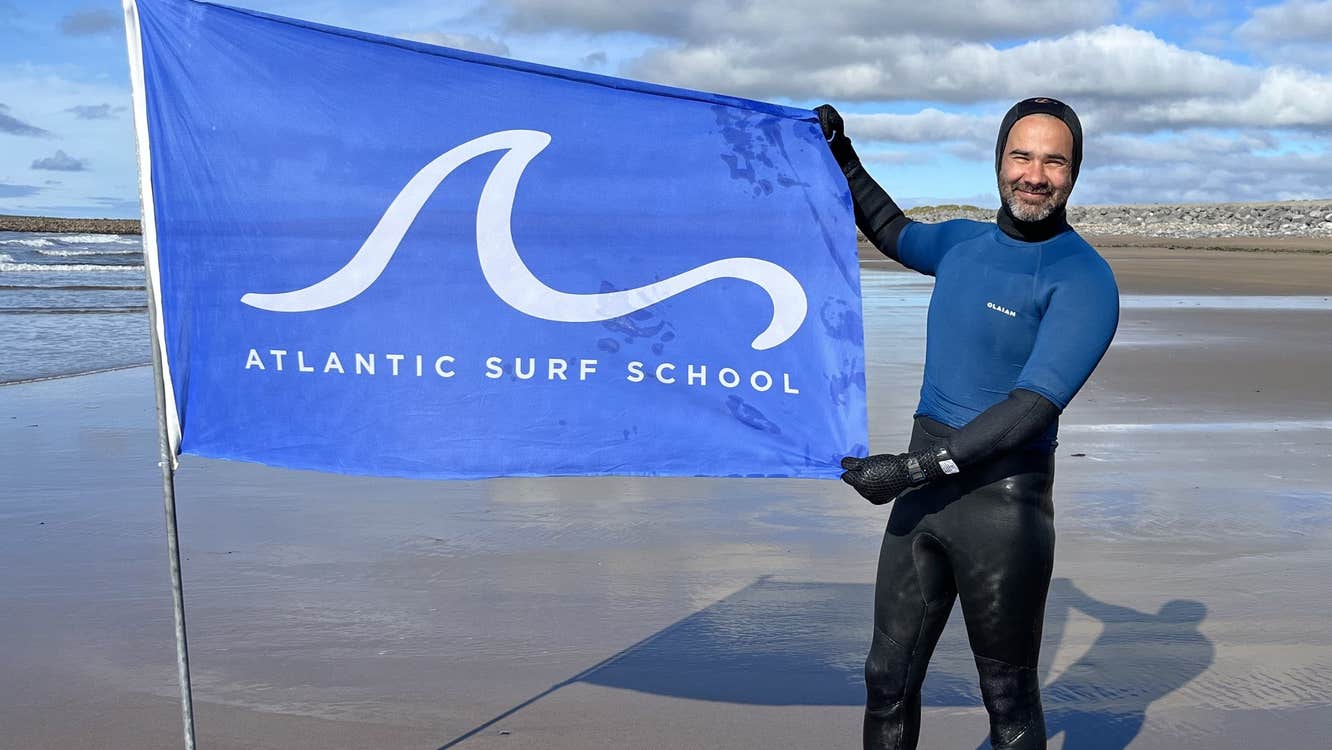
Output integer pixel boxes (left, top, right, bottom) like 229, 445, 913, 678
841, 447, 957, 505
840, 454, 915, 505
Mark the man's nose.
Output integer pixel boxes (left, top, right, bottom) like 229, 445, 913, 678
1021, 161, 1048, 186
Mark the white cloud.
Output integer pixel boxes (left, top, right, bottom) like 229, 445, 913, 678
499, 0, 1117, 42
65, 103, 125, 120
1087, 131, 1280, 168
1078, 153, 1332, 204
59, 8, 119, 36
629, 26, 1251, 104
844, 109, 993, 143
855, 149, 937, 166
32, 150, 88, 171
1236, 1, 1332, 73
400, 31, 510, 57
1073, 129, 1332, 204
0, 102, 49, 136
1104, 67, 1332, 131
0, 66, 135, 216
1237, 0, 1332, 43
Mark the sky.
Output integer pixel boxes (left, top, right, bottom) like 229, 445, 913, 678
1, 0, 1330, 218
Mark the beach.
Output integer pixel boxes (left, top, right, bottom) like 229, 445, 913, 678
3, 240, 1331, 748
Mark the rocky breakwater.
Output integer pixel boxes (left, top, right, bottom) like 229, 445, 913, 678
897, 200, 1332, 240
1068, 200, 1332, 239
0, 215, 141, 234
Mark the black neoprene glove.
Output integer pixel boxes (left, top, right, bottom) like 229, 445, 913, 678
840, 446, 958, 505
814, 104, 859, 169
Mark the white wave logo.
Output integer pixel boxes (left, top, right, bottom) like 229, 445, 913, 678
240, 130, 807, 350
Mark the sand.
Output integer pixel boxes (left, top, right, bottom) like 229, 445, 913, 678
3, 243, 1331, 749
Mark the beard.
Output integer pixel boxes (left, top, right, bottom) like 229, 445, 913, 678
999, 177, 1070, 222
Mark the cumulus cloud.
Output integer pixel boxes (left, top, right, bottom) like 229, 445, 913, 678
582, 51, 608, 68
1078, 153, 1332, 204
1101, 67, 1332, 131
401, 31, 510, 57
856, 149, 938, 166
499, 0, 1117, 42
31, 150, 89, 171
846, 109, 993, 143
629, 26, 1249, 104
1236, 1, 1332, 72
65, 103, 124, 120
60, 8, 119, 36
491, 0, 1332, 136
0, 102, 49, 136
1237, 0, 1332, 43
1073, 130, 1332, 204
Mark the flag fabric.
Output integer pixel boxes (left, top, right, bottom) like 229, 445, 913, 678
123, 0, 868, 479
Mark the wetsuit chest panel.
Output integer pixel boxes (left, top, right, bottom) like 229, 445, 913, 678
922, 233, 1043, 425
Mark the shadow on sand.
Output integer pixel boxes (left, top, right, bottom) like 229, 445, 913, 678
437, 576, 1211, 749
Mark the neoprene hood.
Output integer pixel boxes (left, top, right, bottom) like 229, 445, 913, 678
994, 97, 1083, 186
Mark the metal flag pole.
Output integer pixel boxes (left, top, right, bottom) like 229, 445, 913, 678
122, 1, 198, 747
148, 307, 199, 750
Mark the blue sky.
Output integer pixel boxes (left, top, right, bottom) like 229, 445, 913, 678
1, 0, 1330, 217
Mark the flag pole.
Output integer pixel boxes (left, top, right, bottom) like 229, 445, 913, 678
150, 322, 199, 750
122, 1, 198, 747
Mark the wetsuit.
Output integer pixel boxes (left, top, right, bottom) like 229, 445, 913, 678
820, 99, 1120, 749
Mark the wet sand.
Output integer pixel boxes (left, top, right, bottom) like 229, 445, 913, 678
3, 245, 1331, 749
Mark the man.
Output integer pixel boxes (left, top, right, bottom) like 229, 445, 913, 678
816, 98, 1119, 750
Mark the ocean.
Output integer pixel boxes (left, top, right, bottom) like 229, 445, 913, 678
0, 231, 150, 384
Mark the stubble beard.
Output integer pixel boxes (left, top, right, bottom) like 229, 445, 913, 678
1000, 178, 1070, 222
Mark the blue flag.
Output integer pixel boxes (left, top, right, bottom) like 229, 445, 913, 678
124, 0, 867, 479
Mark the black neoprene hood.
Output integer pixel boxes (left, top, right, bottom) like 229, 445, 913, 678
994, 97, 1083, 186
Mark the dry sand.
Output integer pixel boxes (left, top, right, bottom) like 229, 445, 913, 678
3, 244, 1331, 749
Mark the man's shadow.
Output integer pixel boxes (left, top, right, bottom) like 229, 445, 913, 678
436, 577, 1213, 749
1025, 577, 1213, 750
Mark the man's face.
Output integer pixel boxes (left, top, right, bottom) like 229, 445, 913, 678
998, 114, 1075, 222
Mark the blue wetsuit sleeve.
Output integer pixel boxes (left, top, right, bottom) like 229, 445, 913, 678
897, 221, 965, 277
1015, 260, 1120, 409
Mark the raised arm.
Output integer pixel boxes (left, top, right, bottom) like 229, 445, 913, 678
815, 104, 913, 263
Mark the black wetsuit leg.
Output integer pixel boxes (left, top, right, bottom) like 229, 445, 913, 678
864, 417, 1056, 750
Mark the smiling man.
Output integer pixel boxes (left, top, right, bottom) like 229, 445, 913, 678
816, 98, 1120, 750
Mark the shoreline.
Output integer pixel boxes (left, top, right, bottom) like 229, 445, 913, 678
6, 245, 1329, 387
6, 199, 1332, 251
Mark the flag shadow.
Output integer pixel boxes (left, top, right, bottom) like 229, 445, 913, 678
436, 576, 1212, 749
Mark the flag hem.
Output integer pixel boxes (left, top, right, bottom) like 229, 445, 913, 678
122, 0, 182, 461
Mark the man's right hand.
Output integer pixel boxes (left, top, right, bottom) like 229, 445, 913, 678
814, 104, 858, 168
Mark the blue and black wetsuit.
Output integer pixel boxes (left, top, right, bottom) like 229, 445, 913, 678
840, 116, 1119, 748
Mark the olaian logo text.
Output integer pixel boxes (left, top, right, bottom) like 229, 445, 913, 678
987, 301, 1017, 318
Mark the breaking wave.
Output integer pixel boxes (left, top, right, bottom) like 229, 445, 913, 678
35, 248, 142, 257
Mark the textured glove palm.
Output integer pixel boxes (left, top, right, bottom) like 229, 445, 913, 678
814, 104, 859, 168
841, 450, 948, 505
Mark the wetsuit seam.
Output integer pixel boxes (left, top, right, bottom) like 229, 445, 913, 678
869, 625, 908, 652
913, 531, 949, 608
974, 651, 1037, 671
896, 592, 935, 750
979, 397, 1042, 459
